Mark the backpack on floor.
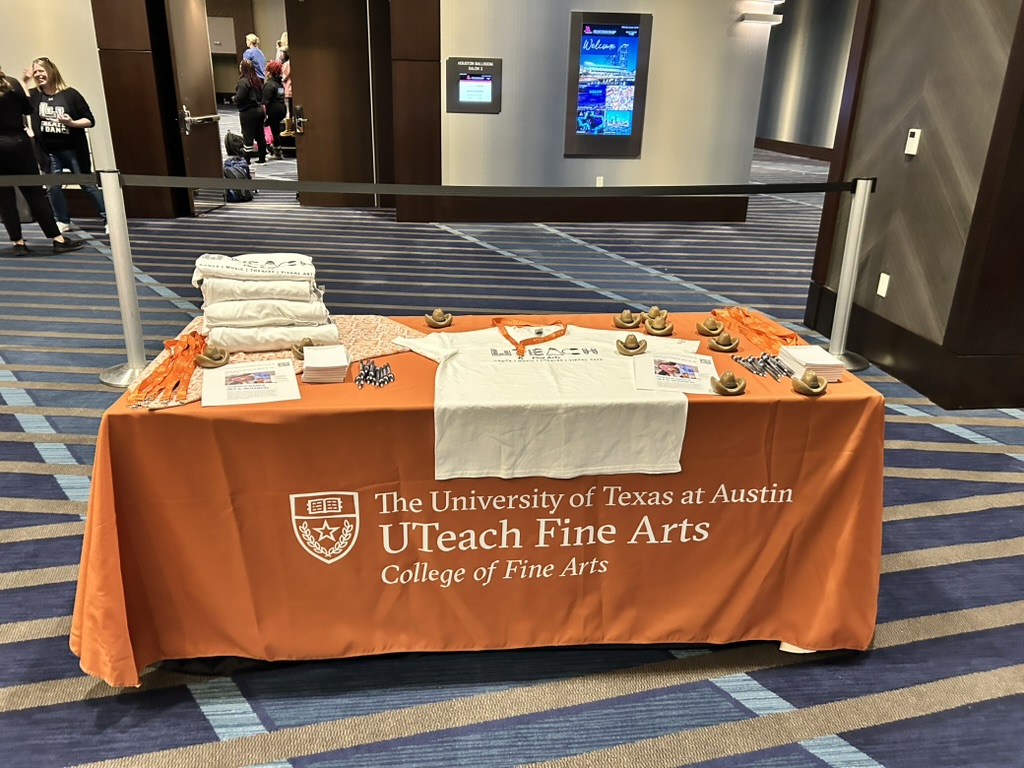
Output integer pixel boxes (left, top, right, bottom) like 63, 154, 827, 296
224, 131, 246, 158
223, 157, 253, 203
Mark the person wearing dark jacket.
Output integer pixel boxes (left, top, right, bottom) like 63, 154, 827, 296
262, 60, 286, 159
23, 57, 106, 232
0, 65, 84, 256
234, 59, 266, 163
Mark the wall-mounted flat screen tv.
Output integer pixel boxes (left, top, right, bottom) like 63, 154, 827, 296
564, 12, 653, 158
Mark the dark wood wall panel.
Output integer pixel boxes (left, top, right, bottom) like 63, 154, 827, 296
807, 0, 1024, 407
91, 0, 152, 50
390, 0, 440, 219
94, 39, 178, 217
391, 59, 441, 220
390, 0, 440, 60
369, 0, 396, 205
91, 0, 186, 217
391, 60, 441, 185
946, 6, 1024, 354
287, 0, 375, 208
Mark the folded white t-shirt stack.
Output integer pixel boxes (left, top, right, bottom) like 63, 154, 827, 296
191, 252, 318, 284
200, 277, 324, 304
203, 298, 330, 328
192, 253, 337, 352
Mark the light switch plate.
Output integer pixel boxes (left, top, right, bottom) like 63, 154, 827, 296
877, 272, 890, 298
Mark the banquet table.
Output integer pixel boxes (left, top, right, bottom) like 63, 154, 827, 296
71, 313, 885, 687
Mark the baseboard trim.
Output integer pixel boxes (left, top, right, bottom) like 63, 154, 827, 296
395, 195, 748, 223
755, 137, 834, 163
805, 282, 1024, 409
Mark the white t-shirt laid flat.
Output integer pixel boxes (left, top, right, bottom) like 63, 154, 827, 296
394, 325, 698, 480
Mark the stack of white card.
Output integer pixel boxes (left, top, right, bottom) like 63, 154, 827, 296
778, 345, 845, 382
301, 345, 350, 383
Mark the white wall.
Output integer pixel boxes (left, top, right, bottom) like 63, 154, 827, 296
440, 0, 775, 187
252, 0, 288, 59
0, 0, 114, 167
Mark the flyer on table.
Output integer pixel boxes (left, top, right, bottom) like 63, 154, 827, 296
633, 351, 718, 394
201, 359, 300, 406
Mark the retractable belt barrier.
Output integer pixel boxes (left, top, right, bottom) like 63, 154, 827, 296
0, 171, 859, 198
0, 170, 874, 387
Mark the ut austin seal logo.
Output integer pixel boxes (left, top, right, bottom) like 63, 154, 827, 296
290, 492, 359, 564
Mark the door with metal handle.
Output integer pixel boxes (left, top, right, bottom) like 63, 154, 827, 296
180, 105, 222, 136
294, 104, 308, 134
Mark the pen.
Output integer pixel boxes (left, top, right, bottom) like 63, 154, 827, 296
732, 355, 760, 377
774, 356, 796, 377
753, 356, 781, 381
760, 354, 789, 379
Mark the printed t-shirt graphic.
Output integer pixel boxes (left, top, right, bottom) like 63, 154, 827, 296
29, 89, 93, 154
396, 325, 692, 480
38, 100, 69, 138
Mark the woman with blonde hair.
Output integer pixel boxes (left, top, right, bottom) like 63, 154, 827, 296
23, 56, 107, 234
243, 33, 267, 80
0, 64, 84, 256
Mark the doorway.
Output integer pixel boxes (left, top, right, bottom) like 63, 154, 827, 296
284, 0, 393, 208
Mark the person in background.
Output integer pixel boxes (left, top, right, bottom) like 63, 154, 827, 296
0, 65, 84, 256
22, 57, 106, 234
275, 32, 289, 62
262, 60, 286, 159
243, 34, 267, 81
234, 59, 266, 164
279, 46, 293, 136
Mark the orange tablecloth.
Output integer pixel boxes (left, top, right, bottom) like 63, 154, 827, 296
71, 313, 885, 687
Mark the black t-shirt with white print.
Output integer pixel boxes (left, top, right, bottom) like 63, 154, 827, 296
28, 87, 94, 158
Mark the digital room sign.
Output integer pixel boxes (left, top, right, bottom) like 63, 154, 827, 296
563, 12, 653, 158
446, 57, 502, 115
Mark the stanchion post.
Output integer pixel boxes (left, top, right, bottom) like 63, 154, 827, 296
97, 170, 148, 388
828, 177, 875, 371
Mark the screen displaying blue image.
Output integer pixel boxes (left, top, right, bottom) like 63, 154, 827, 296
575, 22, 641, 136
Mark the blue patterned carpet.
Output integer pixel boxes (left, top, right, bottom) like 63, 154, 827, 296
1, 150, 1022, 767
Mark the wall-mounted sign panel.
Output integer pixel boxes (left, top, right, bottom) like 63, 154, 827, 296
563, 12, 653, 158
446, 57, 503, 114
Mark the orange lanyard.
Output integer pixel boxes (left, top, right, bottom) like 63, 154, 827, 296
711, 307, 801, 354
127, 331, 207, 407
492, 318, 567, 357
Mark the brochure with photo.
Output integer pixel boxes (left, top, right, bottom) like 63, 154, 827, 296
633, 351, 719, 395
201, 358, 300, 407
